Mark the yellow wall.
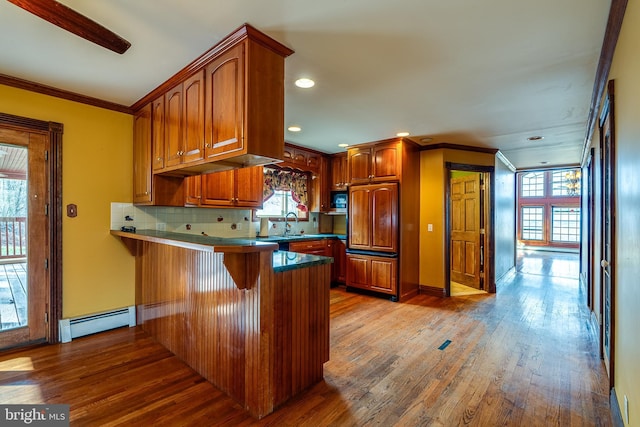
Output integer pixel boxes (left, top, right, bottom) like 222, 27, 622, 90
419, 148, 495, 288
605, 1, 640, 423
0, 84, 135, 318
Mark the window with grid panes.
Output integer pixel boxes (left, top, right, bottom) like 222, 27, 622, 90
517, 168, 580, 248
521, 206, 544, 240
551, 207, 580, 242
521, 172, 545, 197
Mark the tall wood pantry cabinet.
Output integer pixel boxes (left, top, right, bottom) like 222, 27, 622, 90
345, 137, 420, 301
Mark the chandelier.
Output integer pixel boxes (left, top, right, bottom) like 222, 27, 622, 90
565, 170, 581, 196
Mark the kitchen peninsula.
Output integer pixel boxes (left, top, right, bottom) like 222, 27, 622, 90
111, 229, 332, 419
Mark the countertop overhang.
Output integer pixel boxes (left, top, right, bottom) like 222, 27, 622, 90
110, 229, 333, 273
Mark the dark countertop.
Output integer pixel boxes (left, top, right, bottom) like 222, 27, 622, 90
272, 251, 334, 272
111, 229, 333, 272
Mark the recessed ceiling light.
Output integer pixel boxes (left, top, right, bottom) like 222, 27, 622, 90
540, 161, 549, 165
420, 137, 433, 143
396, 132, 410, 137
338, 143, 349, 148
527, 136, 544, 141
287, 126, 302, 132
295, 78, 315, 88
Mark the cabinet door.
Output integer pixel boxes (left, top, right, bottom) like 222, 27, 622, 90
372, 142, 400, 181
201, 170, 235, 206
151, 96, 165, 171
331, 154, 348, 190
292, 149, 307, 166
306, 152, 321, 171
346, 254, 370, 290
133, 104, 152, 204
348, 186, 371, 249
184, 175, 202, 206
205, 43, 245, 159
333, 239, 346, 283
235, 166, 263, 207
182, 71, 205, 164
165, 83, 183, 167
370, 183, 398, 253
348, 147, 372, 184
370, 257, 397, 294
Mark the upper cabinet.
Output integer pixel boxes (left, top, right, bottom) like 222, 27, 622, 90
133, 105, 152, 204
132, 24, 294, 178
184, 166, 264, 209
348, 140, 401, 184
330, 153, 348, 190
282, 143, 322, 173
133, 103, 184, 206
204, 45, 244, 160
161, 70, 207, 169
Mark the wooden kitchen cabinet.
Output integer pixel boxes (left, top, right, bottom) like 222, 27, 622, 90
346, 253, 397, 295
288, 239, 329, 256
131, 24, 292, 177
289, 238, 337, 281
349, 183, 398, 253
133, 103, 184, 206
133, 104, 153, 204
186, 166, 263, 208
310, 156, 330, 213
204, 44, 243, 160
164, 71, 206, 169
184, 174, 202, 206
331, 153, 348, 190
333, 238, 347, 283
347, 141, 400, 184
151, 95, 165, 171
282, 143, 322, 173
346, 137, 420, 301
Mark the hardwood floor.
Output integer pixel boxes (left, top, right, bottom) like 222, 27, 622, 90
0, 252, 611, 426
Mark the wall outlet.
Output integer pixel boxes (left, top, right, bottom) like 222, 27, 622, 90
625, 395, 629, 424
157, 223, 166, 231
427, 224, 433, 232
236, 222, 242, 230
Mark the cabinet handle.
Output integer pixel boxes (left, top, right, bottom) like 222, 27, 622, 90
156, 157, 162, 161
205, 143, 211, 148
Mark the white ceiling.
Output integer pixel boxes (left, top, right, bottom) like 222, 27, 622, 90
0, 0, 611, 169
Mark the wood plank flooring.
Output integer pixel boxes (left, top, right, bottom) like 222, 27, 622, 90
0, 252, 612, 426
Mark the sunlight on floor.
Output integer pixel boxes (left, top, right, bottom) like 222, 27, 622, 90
0, 356, 34, 371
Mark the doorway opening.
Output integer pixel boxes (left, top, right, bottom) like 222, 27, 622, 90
445, 163, 494, 297
0, 113, 62, 349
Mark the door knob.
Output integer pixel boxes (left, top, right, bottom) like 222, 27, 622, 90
600, 259, 610, 268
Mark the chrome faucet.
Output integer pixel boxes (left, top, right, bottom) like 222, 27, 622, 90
283, 211, 298, 236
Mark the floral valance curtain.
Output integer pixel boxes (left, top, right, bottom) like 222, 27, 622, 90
263, 167, 309, 211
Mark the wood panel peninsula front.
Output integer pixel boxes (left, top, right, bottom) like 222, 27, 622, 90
111, 230, 332, 419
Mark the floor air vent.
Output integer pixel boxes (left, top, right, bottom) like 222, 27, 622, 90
59, 306, 135, 343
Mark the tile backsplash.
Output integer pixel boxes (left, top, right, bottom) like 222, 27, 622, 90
110, 203, 323, 238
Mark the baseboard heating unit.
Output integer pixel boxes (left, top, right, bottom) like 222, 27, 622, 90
59, 306, 136, 343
